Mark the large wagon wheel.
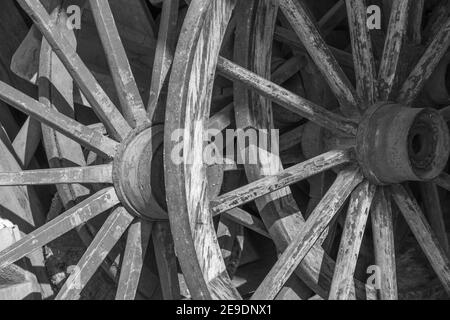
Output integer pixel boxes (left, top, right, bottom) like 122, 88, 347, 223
0, 0, 184, 300
165, 0, 450, 300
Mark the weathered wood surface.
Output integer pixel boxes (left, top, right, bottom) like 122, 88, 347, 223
391, 184, 450, 294
164, 0, 241, 300
0, 165, 113, 186
148, 0, 180, 120
217, 57, 358, 136
251, 167, 364, 300
0, 80, 119, 158
329, 181, 376, 300
152, 222, 181, 300
346, 0, 376, 106
116, 220, 152, 300
435, 172, 450, 192
378, 0, 411, 100
398, 16, 450, 105
211, 150, 352, 215
16, 0, 132, 140
89, 0, 148, 128
371, 187, 398, 300
0, 188, 120, 269
278, 0, 358, 116
56, 207, 134, 300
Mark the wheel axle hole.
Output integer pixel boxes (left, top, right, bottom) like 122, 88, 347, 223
411, 133, 425, 155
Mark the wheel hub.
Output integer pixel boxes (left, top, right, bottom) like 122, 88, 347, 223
356, 102, 450, 185
113, 125, 168, 220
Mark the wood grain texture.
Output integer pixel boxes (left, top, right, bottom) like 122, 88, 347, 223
0, 165, 113, 186
89, 0, 148, 128
346, 0, 377, 105
0, 188, 120, 269
217, 57, 358, 136
329, 180, 376, 300
16, 0, 132, 140
398, 17, 450, 105
164, 0, 241, 300
56, 207, 134, 300
371, 187, 398, 300
152, 221, 181, 300
278, 0, 358, 115
378, 0, 411, 100
251, 167, 364, 300
116, 220, 152, 300
391, 184, 450, 295
0, 80, 119, 159
147, 0, 180, 120
211, 150, 352, 215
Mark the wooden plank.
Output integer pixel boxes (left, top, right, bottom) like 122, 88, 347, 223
89, 0, 148, 128
152, 222, 181, 300
116, 220, 153, 300
398, 17, 450, 105
278, 0, 359, 115
391, 184, 450, 294
378, 0, 411, 100
217, 57, 358, 136
0, 188, 120, 269
346, 0, 377, 105
211, 150, 352, 215
16, 0, 132, 140
371, 187, 398, 300
56, 207, 134, 300
329, 181, 376, 300
147, 0, 180, 120
408, 0, 424, 44
251, 167, 364, 300
0, 165, 113, 186
0, 80, 119, 159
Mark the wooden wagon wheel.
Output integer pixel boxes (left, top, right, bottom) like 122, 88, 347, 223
165, 0, 450, 300
0, 0, 186, 300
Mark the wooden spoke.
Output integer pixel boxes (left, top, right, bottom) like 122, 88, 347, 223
273, 26, 354, 70
279, 124, 305, 152
278, 0, 358, 115
398, 18, 450, 105
222, 208, 270, 239
271, 55, 305, 85
391, 184, 450, 294
147, 0, 179, 120
211, 150, 352, 215
217, 57, 358, 136
329, 180, 376, 300
319, 0, 347, 37
0, 81, 119, 159
408, 0, 424, 44
346, 0, 377, 105
371, 187, 398, 300
251, 166, 364, 300
89, 0, 148, 128
420, 182, 450, 255
435, 172, 450, 192
0, 164, 113, 186
56, 207, 134, 300
116, 220, 153, 300
16, 0, 131, 140
152, 222, 181, 300
378, 0, 411, 100
0, 187, 120, 269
